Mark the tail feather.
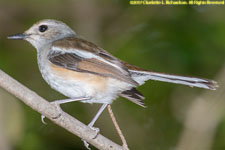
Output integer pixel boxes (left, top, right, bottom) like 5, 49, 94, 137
129, 70, 218, 90
120, 88, 146, 107
120, 61, 218, 107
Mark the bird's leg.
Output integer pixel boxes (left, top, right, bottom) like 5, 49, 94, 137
88, 103, 108, 128
41, 97, 91, 124
82, 103, 108, 150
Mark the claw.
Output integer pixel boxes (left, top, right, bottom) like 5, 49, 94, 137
40, 101, 63, 124
81, 126, 100, 150
89, 126, 100, 139
41, 114, 47, 124
82, 139, 91, 150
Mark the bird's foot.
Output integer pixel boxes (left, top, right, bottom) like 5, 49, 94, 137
41, 101, 63, 124
81, 125, 100, 150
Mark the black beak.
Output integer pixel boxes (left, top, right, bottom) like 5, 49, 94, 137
7, 33, 28, 40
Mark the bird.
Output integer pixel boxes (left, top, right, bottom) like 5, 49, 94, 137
8, 19, 218, 148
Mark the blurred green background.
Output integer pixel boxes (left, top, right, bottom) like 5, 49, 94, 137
0, 0, 225, 150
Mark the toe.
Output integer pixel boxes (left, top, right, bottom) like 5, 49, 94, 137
89, 126, 100, 139
82, 139, 91, 150
41, 115, 47, 124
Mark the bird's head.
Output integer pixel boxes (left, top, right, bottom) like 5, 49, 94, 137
8, 19, 76, 50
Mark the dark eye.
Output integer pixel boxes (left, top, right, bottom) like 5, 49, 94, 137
39, 25, 48, 32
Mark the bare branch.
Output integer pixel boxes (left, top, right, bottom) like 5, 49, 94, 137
0, 69, 126, 150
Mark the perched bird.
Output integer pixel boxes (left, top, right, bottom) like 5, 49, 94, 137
8, 19, 218, 147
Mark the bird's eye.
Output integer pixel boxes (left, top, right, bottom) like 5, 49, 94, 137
39, 25, 48, 32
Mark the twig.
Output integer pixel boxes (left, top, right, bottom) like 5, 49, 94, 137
107, 105, 129, 149
0, 69, 126, 150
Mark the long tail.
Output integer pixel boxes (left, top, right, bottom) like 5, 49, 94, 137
120, 61, 218, 107
119, 70, 218, 108
129, 69, 218, 90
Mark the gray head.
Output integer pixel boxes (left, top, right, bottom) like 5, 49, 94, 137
8, 19, 76, 50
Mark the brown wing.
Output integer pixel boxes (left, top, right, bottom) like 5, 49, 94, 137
49, 38, 138, 86
52, 37, 127, 71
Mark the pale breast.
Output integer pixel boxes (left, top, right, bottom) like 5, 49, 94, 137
50, 63, 109, 93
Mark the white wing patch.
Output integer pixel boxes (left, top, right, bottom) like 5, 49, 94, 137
52, 46, 125, 73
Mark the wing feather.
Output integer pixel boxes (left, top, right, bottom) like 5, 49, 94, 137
48, 37, 138, 86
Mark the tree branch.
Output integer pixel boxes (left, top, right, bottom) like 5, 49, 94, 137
0, 69, 126, 150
